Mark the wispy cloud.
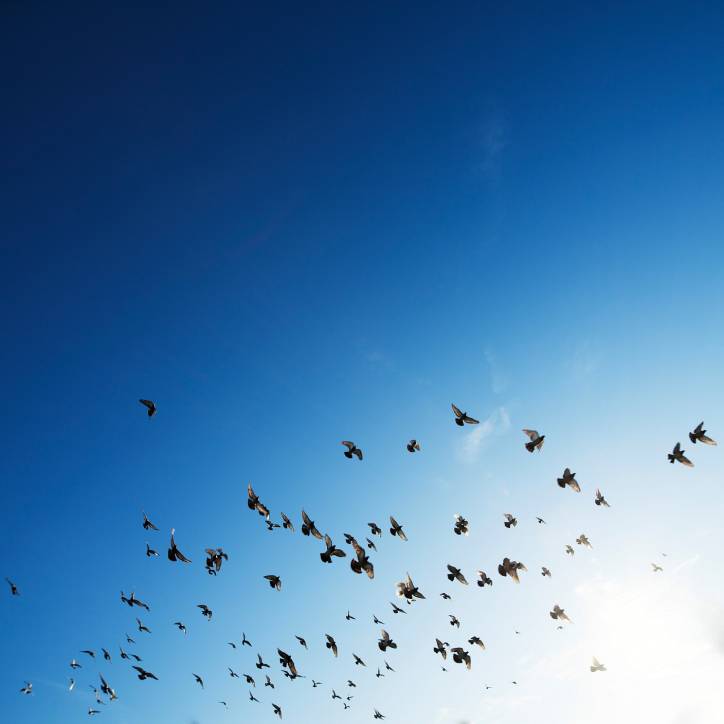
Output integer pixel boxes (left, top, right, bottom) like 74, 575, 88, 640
456, 406, 511, 463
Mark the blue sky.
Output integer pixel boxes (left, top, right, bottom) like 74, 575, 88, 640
2, 3, 724, 723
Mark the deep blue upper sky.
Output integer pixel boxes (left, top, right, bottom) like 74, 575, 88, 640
2, 4, 724, 724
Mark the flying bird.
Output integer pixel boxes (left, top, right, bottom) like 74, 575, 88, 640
595, 488, 610, 507
135, 617, 151, 633
651, 563, 663, 573
384, 660, 395, 671
350, 537, 375, 579
198, 604, 213, 620
228, 668, 240, 679
98, 675, 116, 700
536, 517, 546, 524
142, 512, 159, 531
353, 653, 366, 666
590, 657, 606, 672
498, 557, 527, 583
247, 483, 270, 518
390, 601, 407, 614
450, 647, 471, 669
242, 632, 252, 646
503, 513, 517, 528
249, 691, 259, 703
20, 682, 32, 695
406, 439, 421, 453
550, 604, 571, 623
446, 564, 468, 585
5, 578, 19, 596
272, 703, 282, 719
68, 678, 75, 691
70, 659, 82, 669
121, 591, 150, 610
368, 522, 382, 537
193, 673, 203, 688
173, 622, 187, 634
476, 571, 493, 587
277, 649, 298, 677
243, 674, 255, 686
453, 514, 469, 535
449, 614, 461, 628
295, 635, 308, 649
366, 537, 377, 551
689, 422, 717, 445
321, 534, 347, 564
522, 429, 545, 452
434, 638, 448, 659
440, 592, 452, 600
541, 567, 552, 577
204, 547, 228, 575
280, 512, 295, 532
80, 650, 95, 659
345, 610, 355, 620
265, 675, 275, 688
668, 442, 694, 467
373, 615, 385, 624
256, 654, 270, 670
565, 545, 575, 556
301, 510, 323, 540
468, 635, 485, 649
132, 666, 158, 681
389, 516, 407, 541
557, 468, 581, 492
374, 709, 386, 719
145, 542, 158, 557
167, 529, 192, 563
325, 634, 338, 657
341, 441, 363, 460
139, 399, 156, 417
396, 572, 425, 602
264, 574, 282, 591
451, 403, 479, 426
102, 648, 111, 660
378, 630, 397, 652
576, 534, 592, 548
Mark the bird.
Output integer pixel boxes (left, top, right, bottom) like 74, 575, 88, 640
265, 675, 275, 688
378, 629, 397, 652
565, 544, 575, 556
449, 614, 461, 628
204, 547, 228, 575
576, 534, 592, 548
321, 534, 347, 564
125, 632, 136, 643
228, 641, 236, 648
139, 399, 156, 417
247, 483, 270, 518
406, 439, 421, 453
668, 442, 694, 467
5, 578, 19, 596
228, 668, 240, 679
121, 591, 150, 610
295, 635, 307, 649
390, 601, 407, 614
503, 513, 517, 528
440, 591, 452, 600
167, 528, 192, 563
80, 649, 95, 658
20, 682, 32, 695
256, 654, 270, 670
651, 563, 664, 573
264, 574, 282, 591
433, 638, 448, 659
312, 680, 322, 688
145, 542, 158, 557
68, 677, 75, 691
272, 703, 282, 719
280, 512, 295, 532
396, 572, 426, 602
353, 653, 366, 666
345, 610, 355, 620
557, 468, 581, 492
453, 514, 469, 535
88, 708, 101, 716
595, 488, 610, 507
173, 621, 187, 634
266, 517, 281, 530
277, 649, 298, 677
368, 522, 382, 536
70, 658, 82, 669
590, 657, 606, 672
366, 537, 377, 551
242, 633, 252, 646
132, 666, 158, 681
447, 564, 468, 585
332, 690, 342, 700
243, 673, 256, 686
498, 557, 527, 583
452, 403, 479, 426
197, 603, 213, 620
690, 422, 717, 445
389, 516, 407, 540
450, 647, 471, 669
98, 674, 116, 701
477, 571, 493, 587
301, 510, 323, 539
136, 617, 151, 633
249, 691, 260, 703
468, 635, 485, 649
218, 701, 227, 707
536, 517, 546, 524
343, 702, 350, 709
142, 512, 159, 531
373, 615, 385, 625
541, 567, 552, 577
550, 604, 571, 623
522, 429, 545, 452
101, 648, 111, 660
374, 708, 386, 719
341, 441, 363, 460
347, 680, 357, 688
384, 660, 394, 671
350, 537, 375, 579
376, 667, 385, 678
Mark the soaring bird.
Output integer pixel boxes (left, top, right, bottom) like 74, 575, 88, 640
350, 537, 375, 579
396, 572, 425, 602
272, 703, 282, 719
565, 545, 575, 556
450, 647, 471, 669
301, 510, 323, 540
228, 668, 240, 679
522, 429, 545, 452
373, 615, 385, 624
378, 630, 397, 652
295, 635, 308, 649
228, 642, 236, 649
385, 660, 395, 671
433, 639, 448, 659
446, 564, 468, 585
353, 653, 366, 666
139, 399, 156, 417
451, 403, 479, 426
101, 648, 111, 661
321, 534, 346, 564
173, 621, 187, 634
242, 633, 252, 646
651, 563, 664, 573
376, 667, 385, 678
243, 673, 255, 686
440, 592, 452, 600
277, 649, 298, 677
590, 657, 606, 672
136, 617, 151, 633
99, 674, 117, 700
449, 614, 461, 628
368, 522, 382, 537
256, 654, 270, 670
193, 673, 204, 688
80, 650, 95, 659
389, 516, 407, 540
142, 512, 159, 531
390, 601, 407, 614
366, 537, 377, 551
68, 677, 75, 691
341, 441, 363, 460
595, 489, 610, 507
476, 571, 493, 587
453, 514, 469, 535
132, 666, 158, 681
20, 682, 33, 695
325, 634, 338, 657
198, 604, 213, 620
280, 512, 294, 532
88, 707, 101, 716
247, 483, 270, 518
406, 439, 421, 453
204, 548, 228, 575
345, 610, 356, 621
374, 709, 386, 719
264, 575, 282, 591
121, 591, 150, 610
145, 543, 158, 558
167, 529, 192, 563
557, 468, 581, 492
498, 557, 527, 583
668, 442, 694, 467
5, 578, 19, 596
70, 659, 82, 669
265, 675, 275, 688
550, 605, 571, 623
249, 691, 260, 702
503, 513, 518, 528
332, 690, 342, 700
690, 422, 717, 445
576, 534, 592, 548
468, 636, 485, 649
541, 567, 552, 577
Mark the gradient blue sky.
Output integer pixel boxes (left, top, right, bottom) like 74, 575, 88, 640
2, 3, 724, 723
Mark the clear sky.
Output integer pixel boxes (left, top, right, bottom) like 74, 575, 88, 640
2, 3, 724, 723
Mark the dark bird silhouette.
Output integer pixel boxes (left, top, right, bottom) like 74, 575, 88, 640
385, 660, 394, 671
280, 512, 295, 532
70, 658, 82, 669
522, 429, 545, 452
557, 468, 581, 492
565, 544, 575, 556
378, 629, 397, 652
374, 709, 385, 719
541, 567, 552, 577
595, 488, 610, 507
249, 691, 259, 702
99, 674, 117, 700
376, 667, 384, 678
313, 680, 322, 688
550, 604, 571, 623
468, 636, 485, 649
652, 563, 664, 573
406, 439, 421, 453
264, 574, 282, 591
242, 632, 252, 646
228, 668, 240, 679
5, 578, 19, 596
272, 703, 282, 719
295, 635, 307, 649
101, 648, 111, 661
345, 610, 355, 621
321, 535, 347, 564
277, 649, 298, 677
145, 543, 158, 558
198, 604, 213, 621
366, 537, 377, 551
132, 666, 158, 681
136, 617, 151, 633
125, 633, 136, 644
173, 622, 187, 634
447, 564, 468, 585
301, 510, 323, 540
449, 614, 461, 628
453, 514, 469, 536
536, 517, 546, 524
668, 442, 694, 467
389, 516, 407, 541
353, 653, 366, 666
265, 675, 275, 688
243, 673, 256, 686
204, 548, 228, 575
266, 519, 281, 531
80, 649, 95, 659
503, 513, 517, 528
498, 557, 527, 583
477, 571, 493, 587
390, 601, 406, 614
139, 399, 156, 417
332, 690, 342, 700
350, 537, 375, 579
440, 592, 452, 600
576, 534, 592, 549
228, 641, 236, 649
247, 483, 270, 518
452, 403, 479, 426
690, 422, 717, 445
142, 512, 159, 531
193, 673, 204, 688
450, 647, 471, 669
256, 654, 270, 670
347, 680, 356, 688
373, 615, 385, 624
325, 634, 338, 657
167, 529, 192, 563
396, 572, 426, 602
368, 522, 382, 537
121, 591, 150, 611
341, 441, 363, 460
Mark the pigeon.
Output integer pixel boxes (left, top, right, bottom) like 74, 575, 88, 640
366, 537, 377, 551
689, 422, 717, 446
550, 605, 571, 623
447, 565, 468, 585
433, 639, 448, 659
68, 678, 75, 692
280, 512, 295, 532
590, 657, 606, 672
256, 654, 270, 670
132, 666, 158, 681
277, 649, 298, 677
373, 615, 385, 624
204, 548, 228, 575
450, 647, 472, 669
453, 514, 469, 536
343, 702, 350, 709
576, 534, 592, 548
350, 537, 375, 579
173, 622, 187, 634
557, 468, 581, 492
136, 617, 151, 633
121, 591, 150, 611
345, 611, 355, 621
384, 660, 394, 672
396, 572, 426, 602
101, 648, 111, 661
125, 633, 136, 644
468, 636, 485, 649
167, 529, 192, 563
451, 403, 479, 426
378, 630, 397, 652
139, 399, 156, 417
80, 650, 95, 659
477, 571, 493, 587
390, 601, 407, 614
301, 510, 323, 540
332, 690, 342, 700
242, 633, 252, 646
347, 680, 357, 688
541, 567, 552, 577
198, 604, 213, 620
341, 441, 363, 460
374, 709, 385, 719
193, 674, 203, 688
595, 489, 610, 507
142, 512, 159, 531
265, 675, 275, 688
498, 557, 527, 583
264, 575, 282, 591
70, 659, 82, 669
228, 668, 240, 679
88, 708, 101, 716
503, 513, 517, 528
99, 673, 117, 700
295, 635, 308, 649
652, 563, 664, 573
522, 429, 545, 452
5, 578, 19, 596
249, 691, 260, 702
228, 641, 236, 649
565, 544, 575, 556
321, 535, 347, 564
247, 483, 270, 518
389, 516, 407, 541
536, 517, 546, 524
243, 673, 256, 686
440, 592, 452, 600
145, 543, 158, 557
668, 442, 694, 467
353, 653, 366, 666
272, 703, 282, 719
218, 701, 227, 707
406, 439, 421, 453
368, 522, 382, 537
449, 614, 461, 628
20, 682, 33, 695
376, 667, 385, 678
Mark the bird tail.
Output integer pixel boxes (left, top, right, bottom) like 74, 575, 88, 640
525, 441, 535, 452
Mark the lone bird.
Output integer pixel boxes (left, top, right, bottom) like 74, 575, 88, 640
173, 622, 187, 634
264, 574, 282, 591
522, 429, 545, 452
557, 468, 581, 492
277, 649, 298, 677
689, 422, 717, 446
452, 403, 479, 426
450, 647, 472, 669
406, 439, 421, 453
301, 510, 323, 540
651, 563, 663, 573
550, 604, 571, 623
378, 629, 397, 652
142, 512, 159, 531
139, 399, 156, 417
390, 601, 407, 614
167, 529, 192, 563
668, 442, 694, 467
5, 578, 19, 596
440, 592, 452, 600
20, 682, 32, 695
247, 483, 270, 518
565, 545, 575, 556
341, 441, 363, 460
350, 538, 375, 579
145, 543, 158, 558
325, 634, 338, 657
590, 657, 606, 672
468, 635, 485, 649
256, 654, 270, 670
353, 653, 366, 666
433, 639, 448, 659
536, 517, 546, 524
477, 571, 493, 587
198, 604, 213, 620
503, 513, 517, 528
193, 673, 204, 688
449, 614, 461, 628
280, 512, 295, 532
541, 567, 552, 577
576, 534, 592, 548
272, 703, 282, 719
498, 557, 527, 583
295, 635, 308, 649
374, 709, 386, 719
453, 514, 469, 536
595, 489, 610, 507
121, 591, 150, 610
389, 516, 407, 541
446, 564, 468, 585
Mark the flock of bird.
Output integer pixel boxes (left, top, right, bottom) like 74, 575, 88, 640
6, 401, 717, 720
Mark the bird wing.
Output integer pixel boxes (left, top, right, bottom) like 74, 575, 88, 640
451, 403, 463, 418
